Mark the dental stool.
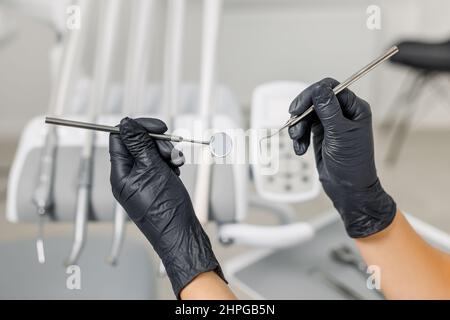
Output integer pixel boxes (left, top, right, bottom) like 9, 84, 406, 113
384, 38, 450, 164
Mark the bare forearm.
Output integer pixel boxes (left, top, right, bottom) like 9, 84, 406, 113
180, 271, 237, 300
355, 211, 450, 299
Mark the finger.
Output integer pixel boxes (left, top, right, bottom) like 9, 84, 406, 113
289, 78, 340, 116
119, 117, 161, 167
132, 117, 185, 169
109, 132, 134, 196
335, 88, 372, 121
288, 113, 315, 140
311, 122, 324, 163
155, 140, 185, 167
309, 79, 371, 121
289, 116, 313, 156
172, 166, 181, 176
133, 117, 168, 134
311, 83, 344, 128
293, 129, 311, 156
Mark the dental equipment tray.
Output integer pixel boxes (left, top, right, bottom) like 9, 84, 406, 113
226, 214, 450, 300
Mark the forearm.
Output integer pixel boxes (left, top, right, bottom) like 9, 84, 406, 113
180, 271, 237, 300
355, 210, 450, 299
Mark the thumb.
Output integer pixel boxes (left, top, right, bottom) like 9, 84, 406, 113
312, 83, 344, 129
119, 117, 162, 167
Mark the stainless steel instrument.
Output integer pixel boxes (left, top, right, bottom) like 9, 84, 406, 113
260, 46, 399, 142
45, 117, 233, 158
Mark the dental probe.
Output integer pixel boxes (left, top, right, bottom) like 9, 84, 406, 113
260, 46, 399, 142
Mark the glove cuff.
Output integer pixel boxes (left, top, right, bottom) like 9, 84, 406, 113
161, 230, 227, 299
330, 179, 397, 238
164, 255, 226, 300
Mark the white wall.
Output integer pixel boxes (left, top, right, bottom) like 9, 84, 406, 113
0, 0, 449, 139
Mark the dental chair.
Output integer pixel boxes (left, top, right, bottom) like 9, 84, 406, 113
5, 0, 322, 300
8, 0, 450, 301
4, 0, 237, 299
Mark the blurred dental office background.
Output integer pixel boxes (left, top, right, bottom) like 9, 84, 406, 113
0, 0, 449, 299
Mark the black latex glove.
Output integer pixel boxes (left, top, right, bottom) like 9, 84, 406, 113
109, 117, 225, 298
288, 78, 396, 238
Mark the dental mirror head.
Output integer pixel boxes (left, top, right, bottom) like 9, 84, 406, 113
209, 132, 233, 158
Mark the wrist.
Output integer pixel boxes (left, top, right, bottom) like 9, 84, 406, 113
180, 271, 235, 300
326, 179, 397, 238
164, 254, 225, 299
160, 230, 227, 299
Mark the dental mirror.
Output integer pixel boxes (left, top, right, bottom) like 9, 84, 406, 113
45, 117, 233, 158
209, 132, 233, 158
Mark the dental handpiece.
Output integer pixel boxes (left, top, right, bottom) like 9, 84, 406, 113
45, 117, 233, 158
262, 46, 399, 141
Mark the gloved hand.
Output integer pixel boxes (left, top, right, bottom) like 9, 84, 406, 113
288, 78, 396, 238
109, 117, 225, 298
